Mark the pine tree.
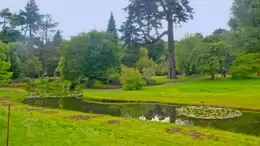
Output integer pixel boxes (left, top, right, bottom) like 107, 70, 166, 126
19, 0, 42, 39
107, 12, 118, 43
121, 0, 194, 79
52, 30, 63, 46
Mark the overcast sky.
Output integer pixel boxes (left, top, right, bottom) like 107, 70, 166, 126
1, 0, 233, 40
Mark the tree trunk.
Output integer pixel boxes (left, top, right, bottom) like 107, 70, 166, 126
167, 19, 177, 79
45, 28, 48, 44
29, 27, 32, 40
211, 74, 215, 80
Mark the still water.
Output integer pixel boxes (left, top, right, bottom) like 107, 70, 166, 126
23, 97, 260, 137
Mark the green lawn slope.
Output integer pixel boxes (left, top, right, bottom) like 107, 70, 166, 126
84, 78, 260, 110
0, 89, 259, 145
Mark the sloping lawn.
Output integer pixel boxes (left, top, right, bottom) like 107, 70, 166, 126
84, 78, 260, 110
0, 89, 259, 146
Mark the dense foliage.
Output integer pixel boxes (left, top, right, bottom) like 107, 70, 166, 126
59, 31, 122, 84
120, 65, 146, 90
1, 0, 260, 90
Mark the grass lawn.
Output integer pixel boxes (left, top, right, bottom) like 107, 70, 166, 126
84, 78, 260, 110
0, 88, 260, 145
151, 76, 197, 84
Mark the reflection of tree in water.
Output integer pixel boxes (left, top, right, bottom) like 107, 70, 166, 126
119, 104, 152, 118
119, 104, 170, 120
146, 104, 168, 120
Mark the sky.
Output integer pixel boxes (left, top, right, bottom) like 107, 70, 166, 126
1, 0, 233, 40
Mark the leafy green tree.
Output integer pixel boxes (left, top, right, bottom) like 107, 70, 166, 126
7, 43, 22, 79
176, 34, 203, 75
121, 0, 194, 79
192, 41, 229, 79
229, 0, 260, 28
24, 55, 43, 78
231, 53, 260, 79
34, 43, 60, 76
0, 42, 12, 85
107, 12, 118, 43
59, 31, 122, 83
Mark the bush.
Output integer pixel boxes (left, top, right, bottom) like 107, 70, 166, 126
142, 67, 156, 84
63, 80, 72, 90
75, 84, 85, 91
107, 73, 120, 85
10, 83, 29, 90
20, 77, 31, 83
155, 61, 168, 76
136, 48, 156, 73
120, 65, 146, 90
93, 80, 103, 89
231, 53, 260, 79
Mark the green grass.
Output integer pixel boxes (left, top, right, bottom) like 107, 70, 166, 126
151, 76, 196, 84
0, 89, 260, 145
84, 78, 260, 110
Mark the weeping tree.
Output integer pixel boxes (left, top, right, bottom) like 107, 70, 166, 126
121, 0, 193, 79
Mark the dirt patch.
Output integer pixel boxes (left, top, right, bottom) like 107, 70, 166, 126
22, 108, 45, 112
0, 96, 10, 101
21, 108, 58, 114
165, 128, 219, 141
165, 127, 183, 134
182, 130, 205, 140
41, 111, 59, 114
67, 115, 103, 121
207, 134, 219, 141
0, 102, 13, 106
107, 120, 121, 125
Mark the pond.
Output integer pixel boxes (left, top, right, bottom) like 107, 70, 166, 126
22, 97, 260, 137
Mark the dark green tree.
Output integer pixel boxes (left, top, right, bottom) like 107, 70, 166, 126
24, 55, 43, 78
107, 12, 118, 43
213, 28, 228, 35
59, 31, 122, 83
0, 8, 12, 43
19, 0, 42, 39
121, 0, 194, 79
52, 30, 63, 47
0, 42, 13, 84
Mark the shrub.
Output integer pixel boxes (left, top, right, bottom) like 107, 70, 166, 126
136, 48, 156, 73
20, 77, 31, 83
120, 65, 146, 90
10, 83, 29, 90
142, 67, 156, 84
63, 80, 72, 90
231, 53, 260, 79
155, 61, 168, 76
107, 73, 121, 85
75, 84, 85, 91
93, 80, 103, 89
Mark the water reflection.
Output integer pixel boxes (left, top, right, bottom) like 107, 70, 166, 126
23, 97, 260, 137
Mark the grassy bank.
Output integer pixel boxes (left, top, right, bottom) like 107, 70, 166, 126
84, 78, 260, 110
0, 89, 259, 145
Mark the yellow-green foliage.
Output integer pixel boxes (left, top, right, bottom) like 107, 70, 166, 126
231, 53, 260, 79
120, 65, 146, 90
